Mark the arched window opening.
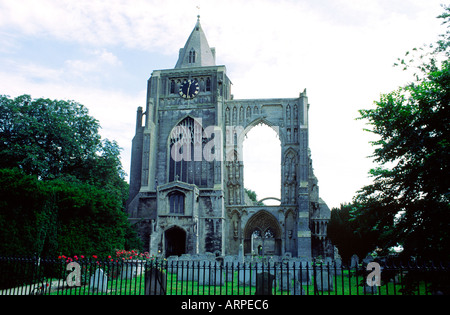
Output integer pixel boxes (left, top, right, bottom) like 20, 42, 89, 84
243, 124, 281, 205
169, 117, 213, 187
189, 50, 196, 63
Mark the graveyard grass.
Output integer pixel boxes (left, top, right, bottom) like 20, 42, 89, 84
49, 269, 429, 295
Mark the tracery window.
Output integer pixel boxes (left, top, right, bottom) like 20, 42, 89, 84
169, 191, 185, 214
168, 117, 213, 187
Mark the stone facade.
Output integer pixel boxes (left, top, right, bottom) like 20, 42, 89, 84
127, 17, 332, 259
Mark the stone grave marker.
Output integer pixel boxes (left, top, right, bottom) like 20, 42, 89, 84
90, 268, 108, 293
255, 272, 275, 295
145, 268, 166, 295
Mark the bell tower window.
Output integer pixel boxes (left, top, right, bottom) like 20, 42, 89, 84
189, 49, 196, 63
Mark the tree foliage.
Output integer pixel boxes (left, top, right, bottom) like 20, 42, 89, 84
0, 94, 136, 257
328, 203, 380, 263
354, 6, 450, 260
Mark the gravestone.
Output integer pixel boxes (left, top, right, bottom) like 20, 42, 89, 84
224, 256, 237, 281
238, 264, 257, 286
176, 260, 224, 285
290, 260, 312, 285
290, 280, 305, 295
90, 268, 108, 293
238, 244, 244, 263
198, 261, 224, 286
176, 260, 195, 281
335, 257, 343, 275
350, 254, 359, 268
277, 270, 293, 291
255, 272, 275, 295
121, 260, 144, 279
145, 268, 166, 295
315, 268, 334, 292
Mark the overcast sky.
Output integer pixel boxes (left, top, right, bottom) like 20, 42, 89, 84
0, 0, 445, 209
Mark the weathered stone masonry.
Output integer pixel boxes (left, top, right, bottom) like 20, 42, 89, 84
127, 17, 332, 259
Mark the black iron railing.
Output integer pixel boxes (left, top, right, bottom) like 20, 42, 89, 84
0, 256, 448, 295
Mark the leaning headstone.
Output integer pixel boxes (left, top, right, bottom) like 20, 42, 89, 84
90, 268, 108, 293
145, 268, 166, 295
350, 254, 359, 268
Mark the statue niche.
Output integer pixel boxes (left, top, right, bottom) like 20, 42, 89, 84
283, 150, 298, 204
226, 150, 243, 205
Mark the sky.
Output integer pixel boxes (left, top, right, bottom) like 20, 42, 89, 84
0, 0, 446, 209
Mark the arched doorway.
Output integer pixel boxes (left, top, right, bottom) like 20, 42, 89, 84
244, 211, 282, 255
165, 226, 186, 257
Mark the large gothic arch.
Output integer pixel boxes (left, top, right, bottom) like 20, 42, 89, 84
243, 210, 282, 255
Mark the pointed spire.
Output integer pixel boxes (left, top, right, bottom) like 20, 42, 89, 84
175, 16, 216, 69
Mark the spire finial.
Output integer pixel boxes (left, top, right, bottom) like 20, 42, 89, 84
196, 5, 201, 20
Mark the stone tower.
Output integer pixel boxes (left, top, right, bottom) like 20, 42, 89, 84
127, 17, 332, 259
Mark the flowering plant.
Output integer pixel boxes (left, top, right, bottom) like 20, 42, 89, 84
115, 249, 152, 261
57, 250, 159, 283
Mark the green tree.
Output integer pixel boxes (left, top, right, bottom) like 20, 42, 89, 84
328, 203, 380, 263
0, 95, 100, 179
0, 94, 137, 257
0, 168, 50, 256
244, 188, 264, 205
355, 6, 450, 260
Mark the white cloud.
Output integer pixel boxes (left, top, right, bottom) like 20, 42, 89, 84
64, 49, 122, 80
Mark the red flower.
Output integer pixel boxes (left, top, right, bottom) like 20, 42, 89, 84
92, 255, 98, 259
